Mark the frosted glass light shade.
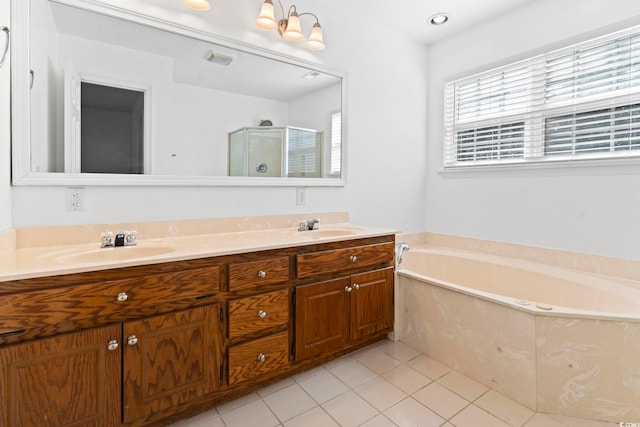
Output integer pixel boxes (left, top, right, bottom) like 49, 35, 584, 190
256, 1, 277, 31
183, 0, 211, 11
282, 13, 304, 41
306, 23, 325, 50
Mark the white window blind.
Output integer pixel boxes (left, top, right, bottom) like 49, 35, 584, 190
330, 111, 342, 175
444, 25, 640, 168
287, 128, 320, 176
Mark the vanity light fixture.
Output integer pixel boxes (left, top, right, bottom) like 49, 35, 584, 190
183, 0, 211, 11
429, 13, 449, 25
255, 0, 325, 50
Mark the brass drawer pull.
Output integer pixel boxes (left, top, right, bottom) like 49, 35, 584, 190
116, 292, 128, 302
349, 255, 358, 263
107, 340, 119, 351
257, 353, 266, 363
258, 310, 267, 319
257, 270, 267, 278
127, 335, 138, 346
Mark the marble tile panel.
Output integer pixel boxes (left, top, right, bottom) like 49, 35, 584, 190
397, 275, 537, 409
536, 316, 640, 422
423, 232, 640, 282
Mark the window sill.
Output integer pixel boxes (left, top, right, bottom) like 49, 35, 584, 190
438, 156, 640, 176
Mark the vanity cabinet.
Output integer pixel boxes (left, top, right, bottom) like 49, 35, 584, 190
0, 324, 122, 427
227, 257, 292, 386
295, 268, 394, 361
294, 241, 395, 360
0, 234, 395, 426
0, 305, 223, 427
122, 305, 223, 425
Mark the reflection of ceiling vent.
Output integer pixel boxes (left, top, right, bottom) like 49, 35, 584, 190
204, 51, 234, 66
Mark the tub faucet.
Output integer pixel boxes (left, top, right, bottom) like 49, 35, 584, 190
396, 243, 410, 268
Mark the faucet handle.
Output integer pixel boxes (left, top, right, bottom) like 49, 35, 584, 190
308, 218, 320, 230
101, 231, 114, 248
124, 230, 137, 246
298, 220, 309, 231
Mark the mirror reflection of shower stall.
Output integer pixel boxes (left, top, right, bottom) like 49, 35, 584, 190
228, 127, 323, 177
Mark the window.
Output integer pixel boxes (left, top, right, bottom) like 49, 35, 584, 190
444, 26, 640, 168
330, 111, 342, 175
287, 127, 322, 178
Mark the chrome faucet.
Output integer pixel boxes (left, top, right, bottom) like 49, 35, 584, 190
298, 218, 320, 231
396, 243, 410, 268
101, 230, 137, 248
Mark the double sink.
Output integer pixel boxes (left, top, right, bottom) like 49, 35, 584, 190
36, 227, 364, 265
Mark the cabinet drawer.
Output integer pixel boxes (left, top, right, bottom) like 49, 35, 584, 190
228, 289, 289, 340
0, 266, 220, 333
229, 257, 290, 291
297, 243, 394, 279
228, 332, 289, 385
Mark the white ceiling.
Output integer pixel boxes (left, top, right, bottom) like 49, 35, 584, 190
329, 0, 535, 45
47, 0, 539, 100
50, 2, 341, 101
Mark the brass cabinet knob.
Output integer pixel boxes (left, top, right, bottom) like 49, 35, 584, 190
257, 353, 266, 363
107, 340, 119, 351
345, 286, 352, 293
116, 292, 128, 302
353, 284, 360, 290
349, 255, 358, 263
258, 310, 267, 319
257, 270, 267, 278
127, 335, 138, 346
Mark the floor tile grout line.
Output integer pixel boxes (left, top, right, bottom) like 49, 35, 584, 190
520, 411, 537, 427
174, 340, 612, 427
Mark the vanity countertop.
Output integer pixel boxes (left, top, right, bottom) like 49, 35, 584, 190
0, 218, 397, 283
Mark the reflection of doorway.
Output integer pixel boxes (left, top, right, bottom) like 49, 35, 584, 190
81, 82, 144, 174
64, 67, 150, 174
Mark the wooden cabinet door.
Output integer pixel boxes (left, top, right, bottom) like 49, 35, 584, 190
295, 277, 350, 361
0, 325, 121, 427
350, 268, 394, 342
122, 305, 223, 425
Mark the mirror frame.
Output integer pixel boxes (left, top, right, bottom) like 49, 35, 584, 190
11, 0, 347, 187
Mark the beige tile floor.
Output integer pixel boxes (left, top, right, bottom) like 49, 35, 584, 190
169, 340, 622, 427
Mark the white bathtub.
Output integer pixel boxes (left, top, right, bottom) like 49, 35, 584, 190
395, 245, 640, 422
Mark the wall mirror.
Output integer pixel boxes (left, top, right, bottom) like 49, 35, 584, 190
11, 0, 345, 186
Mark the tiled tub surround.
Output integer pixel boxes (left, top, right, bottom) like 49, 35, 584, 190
395, 236, 640, 423
0, 211, 394, 282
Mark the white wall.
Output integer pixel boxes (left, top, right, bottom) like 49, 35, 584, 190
426, 0, 640, 260
168, 83, 289, 176
11, 0, 429, 232
0, 0, 11, 232
28, 0, 59, 173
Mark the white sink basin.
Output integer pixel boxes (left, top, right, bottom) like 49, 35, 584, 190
296, 227, 364, 239
41, 245, 177, 264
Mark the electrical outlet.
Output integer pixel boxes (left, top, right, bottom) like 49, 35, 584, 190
66, 187, 84, 212
296, 187, 306, 206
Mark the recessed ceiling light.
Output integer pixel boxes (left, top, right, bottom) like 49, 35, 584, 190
302, 71, 320, 80
204, 51, 234, 66
429, 13, 449, 25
